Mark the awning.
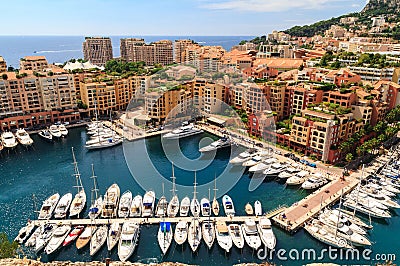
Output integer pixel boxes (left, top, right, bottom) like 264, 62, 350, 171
207, 117, 226, 126
160, 222, 171, 232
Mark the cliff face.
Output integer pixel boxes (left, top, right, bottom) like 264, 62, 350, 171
362, 0, 400, 13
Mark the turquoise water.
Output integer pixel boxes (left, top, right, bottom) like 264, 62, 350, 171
0, 127, 398, 265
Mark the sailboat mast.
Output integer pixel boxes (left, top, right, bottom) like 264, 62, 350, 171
90, 164, 99, 205
353, 164, 364, 218
71, 147, 83, 193
213, 173, 217, 200
193, 171, 197, 200
171, 163, 176, 197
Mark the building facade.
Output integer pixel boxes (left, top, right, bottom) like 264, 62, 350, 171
83, 37, 113, 67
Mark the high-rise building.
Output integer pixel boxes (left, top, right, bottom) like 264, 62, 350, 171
120, 39, 173, 66
153, 40, 173, 66
83, 37, 113, 66
0, 56, 6, 72
174, 39, 195, 63
120, 38, 146, 63
20, 56, 49, 72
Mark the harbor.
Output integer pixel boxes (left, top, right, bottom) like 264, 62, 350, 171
2, 126, 400, 265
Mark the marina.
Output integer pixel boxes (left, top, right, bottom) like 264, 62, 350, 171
2, 126, 400, 265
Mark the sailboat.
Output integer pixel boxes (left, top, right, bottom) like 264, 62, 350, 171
158, 221, 173, 255
179, 196, 190, 217
69, 148, 86, 218
88, 164, 103, 220
155, 184, 168, 218
212, 174, 219, 216
101, 183, 121, 218
191, 171, 200, 217
107, 222, 122, 251
202, 188, 215, 248
167, 163, 179, 217
45, 225, 71, 254
118, 191, 133, 218
76, 226, 96, 250
53, 193, 73, 219
188, 218, 202, 252
174, 221, 188, 245
216, 221, 232, 252
35, 224, 58, 253
90, 225, 108, 256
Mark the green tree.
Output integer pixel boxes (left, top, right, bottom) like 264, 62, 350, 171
345, 153, 353, 162
1, 74, 7, 80
0, 232, 18, 259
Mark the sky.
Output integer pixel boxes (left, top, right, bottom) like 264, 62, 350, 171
1, 0, 368, 36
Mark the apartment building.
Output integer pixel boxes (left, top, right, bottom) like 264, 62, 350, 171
120, 38, 146, 63
322, 90, 357, 108
349, 66, 396, 83
154, 40, 173, 66
283, 84, 324, 117
244, 85, 269, 115
290, 109, 362, 163
20, 56, 49, 72
115, 76, 149, 110
221, 49, 253, 70
174, 39, 195, 63
80, 81, 116, 116
257, 44, 294, 59
321, 69, 361, 87
83, 37, 113, 66
265, 84, 286, 120
0, 70, 79, 131
0, 56, 6, 72
373, 80, 400, 109
120, 39, 173, 66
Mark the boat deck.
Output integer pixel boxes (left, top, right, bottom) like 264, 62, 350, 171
30, 206, 287, 227
272, 178, 359, 233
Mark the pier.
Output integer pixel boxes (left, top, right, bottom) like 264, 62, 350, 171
272, 177, 359, 233
30, 206, 287, 227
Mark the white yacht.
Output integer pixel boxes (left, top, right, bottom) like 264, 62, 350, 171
278, 165, 300, 179
155, 196, 168, 218
257, 217, 276, 250
163, 124, 203, 139
222, 194, 235, 216
25, 224, 43, 247
45, 225, 71, 254
343, 198, 391, 219
174, 221, 188, 245
304, 220, 353, 249
188, 219, 202, 252
254, 200, 262, 216
53, 193, 72, 219
319, 209, 367, 235
118, 191, 132, 218
199, 136, 233, 153
180, 196, 190, 217
38, 129, 52, 141
142, 190, 155, 217
118, 222, 140, 262
301, 173, 328, 190
1, 131, 18, 149
14, 221, 36, 244
230, 149, 258, 164
158, 222, 173, 255
202, 221, 215, 249
15, 129, 33, 146
76, 226, 96, 250
88, 165, 102, 220
38, 193, 60, 220
130, 195, 142, 217
263, 162, 286, 177
49, 125, 62, 138
85, 135, 122, 150
216, 221, 232, 252
212, 176, 219, 216
35, 224, 58, 253
201, 198, 211, 217
228, 224, 245, 249
107, 222, 122, 251
58, 124, 68, 137
101, 183, 121, 218
243, 155, 263, 167
249, 158, 277, 173
90, 225, 108, 256
286, 170, 309, 186
241, 218, 262, 250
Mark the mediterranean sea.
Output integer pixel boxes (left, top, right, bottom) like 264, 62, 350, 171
0, 36, 254, 68
0, 127, 399, 265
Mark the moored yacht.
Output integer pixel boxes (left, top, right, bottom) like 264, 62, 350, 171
222, 194, 235, 216
101, 183, 121, 218
130, 195, 142, 217
38, 129, 53, 141
202, 221, 215, 249
76, 226, 96, 250
45, 225, 71, 254
118, 222, 140, 262
69, 148, 86, 218
118, 190, 132, 218
199, 136, 233, 153
257, 217, 276, 250
191, 172, 200, 217
174, 221, 188, 245
107, 222, 122, 251
142, 190, 155, 217
15, 129, 33, 146
63, 225, 84, 247
155, 196, 168, 217
180, 196, 190, 217
254, 200, 262, 216
301, 173, 328, 190
53, 193, 73, 219
90, 225, 107, 256
241, 218, 262, 250
278, 165, 300, 179
286, 170, 309, 186
58, 124, 68, 137
243, 155, 263, 167
343, 198, 391, 219
229, 149, 258, 164
167, 164, 179, 217
14, 221, 35, 244
35, 224, 58, 253
201, 198, 211, 217
188, 218, 202, 252
1, 131, 18, 149
38, 193, 60, 220
304, 220, 353, 249
162, 124, 203, 139
228, 223, 244, 249
49, 125, 62, 138
158, 222, 173, 255
263, 162, 286, 177
216, 221, 232, 252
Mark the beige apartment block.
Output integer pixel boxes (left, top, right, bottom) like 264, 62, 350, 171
20, 56, 49, 72
80, 81, 116, 115
83, 37, 113, 66
120, 38, 146, 62
174, 39, 195, 63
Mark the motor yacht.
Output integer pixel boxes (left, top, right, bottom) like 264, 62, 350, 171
228, 224, 244, 249
199, 136, 233, 153
257, 217, 276, 250
241, 218, 262, 250
222, 195, 235, 216
38, 193, 60, 220
1, 131, 18, 149
118, 190, 132, 218
101, 183, 120, 218
15, 129, 33, 146
49, 125, 62, 138
142, 191, 155, 217
162, 124, 203, 139
118, 222, 140, 262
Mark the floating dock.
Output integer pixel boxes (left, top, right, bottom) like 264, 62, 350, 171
30, 206, 287, 227
272, 178, 359, 233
